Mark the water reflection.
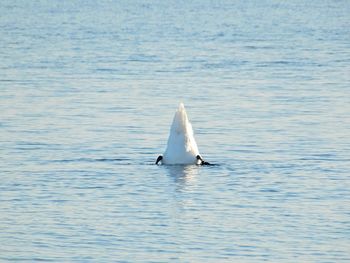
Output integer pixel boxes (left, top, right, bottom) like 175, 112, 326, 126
164, 165, 199, 191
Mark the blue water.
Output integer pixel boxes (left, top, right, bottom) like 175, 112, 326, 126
1, 0, 350, 262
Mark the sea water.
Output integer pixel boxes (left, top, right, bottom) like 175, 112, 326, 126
1, 0, 350, 262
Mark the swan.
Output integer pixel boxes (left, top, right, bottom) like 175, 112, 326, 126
156, 103, 210, 165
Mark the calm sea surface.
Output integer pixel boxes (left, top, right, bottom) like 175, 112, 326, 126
1, 0, 350, 262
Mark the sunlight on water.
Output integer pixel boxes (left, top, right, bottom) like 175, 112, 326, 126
1, 0, 350, 262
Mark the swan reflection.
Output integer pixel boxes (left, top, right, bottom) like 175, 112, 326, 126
165, 165, 199, 191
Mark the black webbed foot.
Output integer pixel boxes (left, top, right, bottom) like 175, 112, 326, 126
155, 155, 163, 165
196, 155, 210, 165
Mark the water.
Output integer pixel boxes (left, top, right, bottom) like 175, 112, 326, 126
1, 0, 350, 262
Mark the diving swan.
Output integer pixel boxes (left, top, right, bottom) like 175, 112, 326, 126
156, 103, 210, 165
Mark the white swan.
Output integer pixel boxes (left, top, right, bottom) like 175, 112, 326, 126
156, 103, 209, 165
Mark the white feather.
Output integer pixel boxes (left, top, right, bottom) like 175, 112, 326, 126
163, 103, 200, 164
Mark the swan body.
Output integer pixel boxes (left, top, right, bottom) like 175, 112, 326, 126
157, 103, 208, 165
